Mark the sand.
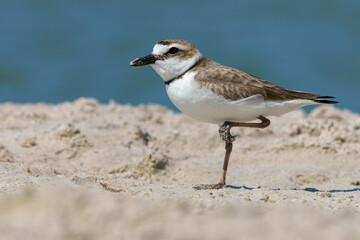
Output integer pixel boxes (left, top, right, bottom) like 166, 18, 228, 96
0, 98, 359, 240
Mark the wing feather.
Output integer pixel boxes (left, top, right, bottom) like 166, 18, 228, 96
193, 58, 337, 104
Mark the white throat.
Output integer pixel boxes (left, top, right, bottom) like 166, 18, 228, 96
150, 48, 202, 82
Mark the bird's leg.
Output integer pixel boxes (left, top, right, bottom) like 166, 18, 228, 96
218, 141, 233, 185
230, 115, 270, 129
218, 116, 270, 142
193, 141, 233, 190
219, 121, 236, 143
193, 116, 270, 190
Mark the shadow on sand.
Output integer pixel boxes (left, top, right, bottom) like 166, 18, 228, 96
226, 185, 360, 193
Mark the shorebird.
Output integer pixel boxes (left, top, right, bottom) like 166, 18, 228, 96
130, 39, 338, 190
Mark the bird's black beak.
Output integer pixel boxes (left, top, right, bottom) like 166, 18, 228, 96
130, 54, 158, 67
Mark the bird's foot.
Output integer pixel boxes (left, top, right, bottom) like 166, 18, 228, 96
219, 121, 236, 143
193, 183, 225, 190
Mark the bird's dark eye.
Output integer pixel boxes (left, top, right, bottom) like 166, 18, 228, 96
168, 47, 179, 54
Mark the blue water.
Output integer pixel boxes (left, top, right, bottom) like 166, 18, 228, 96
0, 1, 359, 113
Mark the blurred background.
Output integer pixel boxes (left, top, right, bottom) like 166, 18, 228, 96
0, 0, 359, 112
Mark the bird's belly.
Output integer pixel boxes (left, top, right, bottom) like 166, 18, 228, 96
166, 73, 264, 124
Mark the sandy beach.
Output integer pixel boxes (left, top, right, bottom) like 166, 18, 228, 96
0, 98, 359, 239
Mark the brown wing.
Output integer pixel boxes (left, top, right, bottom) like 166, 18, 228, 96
193, 58, 337, 104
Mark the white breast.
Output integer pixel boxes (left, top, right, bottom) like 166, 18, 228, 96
166, 72, 316, 124
166, 72, 262, 124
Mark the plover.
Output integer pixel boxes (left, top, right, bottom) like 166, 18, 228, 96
130, 39, 338, 190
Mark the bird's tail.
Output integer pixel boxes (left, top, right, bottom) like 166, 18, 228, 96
312, 96, 339, 104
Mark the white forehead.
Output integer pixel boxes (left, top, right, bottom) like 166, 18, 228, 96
152, 43, 188, 55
